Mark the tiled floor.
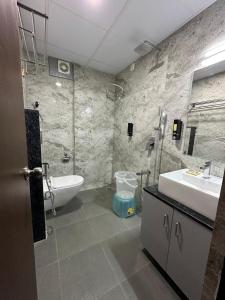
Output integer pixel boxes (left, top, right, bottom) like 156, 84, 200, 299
34, 187, 180, 300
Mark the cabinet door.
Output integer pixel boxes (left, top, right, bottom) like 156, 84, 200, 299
167, 210, 212, 300
141, 192, 174, 270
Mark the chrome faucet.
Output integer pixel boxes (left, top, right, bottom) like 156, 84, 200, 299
200, 161, 212, 179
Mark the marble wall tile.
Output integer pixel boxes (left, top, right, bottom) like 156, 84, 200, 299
73, 65, 115, 190
23, 65, 74, 177
23, 64, 115, 190
113, 0, 225, 183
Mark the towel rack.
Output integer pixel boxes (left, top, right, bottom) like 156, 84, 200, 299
188, 98, 225, 112
17, 2, 48, 72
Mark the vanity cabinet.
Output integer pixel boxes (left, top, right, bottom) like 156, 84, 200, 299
167, 210, 212, 300
141, 191, 212, 300
141, 192, 173, 270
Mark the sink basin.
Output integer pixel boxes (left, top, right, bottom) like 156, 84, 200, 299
158, 169, 222, 220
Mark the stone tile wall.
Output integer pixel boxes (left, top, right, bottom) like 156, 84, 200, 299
114, 0, 225, 182
23, 64, 114, 190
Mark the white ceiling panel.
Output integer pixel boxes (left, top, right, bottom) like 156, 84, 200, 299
19, 0, 217, 74
47, 43, 89, 66
180, 0, 215, 15
108, 0, 193, 45
93, 33, 140, 72
52, 0, 127, 29
88, 59, 122, 74
48, 1, 106, 57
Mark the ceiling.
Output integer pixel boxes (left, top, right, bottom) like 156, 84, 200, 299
19, 0, 216, 74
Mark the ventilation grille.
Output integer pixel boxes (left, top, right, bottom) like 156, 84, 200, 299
134, 40, 158, 56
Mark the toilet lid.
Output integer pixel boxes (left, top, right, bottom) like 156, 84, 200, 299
50, 175, 84, 189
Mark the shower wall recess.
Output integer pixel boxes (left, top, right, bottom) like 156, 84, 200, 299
23, 64, 115, 191
74, 66, 115, 190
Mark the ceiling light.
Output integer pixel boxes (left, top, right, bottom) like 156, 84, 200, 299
55, 81, 62, 87
200, 51, 225, 68
87, 0, 102, 7
203, 41, 225, 58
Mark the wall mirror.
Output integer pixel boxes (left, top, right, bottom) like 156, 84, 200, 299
183, 60, 225, 162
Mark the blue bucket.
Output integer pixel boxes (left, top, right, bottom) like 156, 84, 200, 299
112, 193, 136, 218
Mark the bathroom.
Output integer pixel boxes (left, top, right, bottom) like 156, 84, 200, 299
1, 0, 225, 299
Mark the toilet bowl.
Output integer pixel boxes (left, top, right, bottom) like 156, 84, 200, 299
43, 175, 84, 211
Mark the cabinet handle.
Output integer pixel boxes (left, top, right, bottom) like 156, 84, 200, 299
163, 214, 168, 228
175, 222, 181, 237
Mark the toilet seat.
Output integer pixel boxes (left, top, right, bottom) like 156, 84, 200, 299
50, 175, 84, 189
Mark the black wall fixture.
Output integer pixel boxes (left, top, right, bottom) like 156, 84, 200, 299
172, 119, 183, 140
25, 109, 45, 242
187, 126, 197, 156
128, 123, 134, 137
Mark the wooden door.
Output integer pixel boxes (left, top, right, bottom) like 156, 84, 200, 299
0, 1, 37, 299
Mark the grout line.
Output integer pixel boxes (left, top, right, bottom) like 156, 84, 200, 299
51, 0, 106, 31
72, 67, 76, 175
101, 246, 124, 296
86, 0, 130, 66
54, 228, 63, 300
35, 259, 58, 271
51, 210, 109, 232
56, 227, 130, 263
100, 233, 148, 300
47, 207, 87, 231
119, 282, 130, 300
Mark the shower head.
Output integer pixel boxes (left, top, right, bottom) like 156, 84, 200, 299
111, 83, 124, 93
106, 82, 124, 101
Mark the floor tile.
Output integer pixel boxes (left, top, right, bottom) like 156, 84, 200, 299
99, 187, 114, 201
77, 188, 106, 203
56, 220, 99, 259
83, 198, 111, 219
102, 230, 149, 282
121, 214, 142, 230
36, 262, 61, 300
121, 265, 180, 300
78, 187, 114, 203
34, 231, 57, 269
35, 186, 179, 300
47, 204, 86, 229
88, 213, 127, 241
98, 285, 127, 300
60, 244, 118, 300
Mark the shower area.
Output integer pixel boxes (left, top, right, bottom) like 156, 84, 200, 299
23, 64, 169, 299
18, 4, 173, 300
19, 2, 165, 208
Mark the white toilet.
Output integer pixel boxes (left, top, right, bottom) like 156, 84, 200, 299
43, 175, 84, 211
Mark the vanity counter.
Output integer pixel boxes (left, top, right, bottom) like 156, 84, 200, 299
144, 185, 214, 230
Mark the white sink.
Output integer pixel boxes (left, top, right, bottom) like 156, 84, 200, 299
158, 169, 222, 220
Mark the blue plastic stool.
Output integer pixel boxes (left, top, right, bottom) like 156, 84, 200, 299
112, 193, 136, 218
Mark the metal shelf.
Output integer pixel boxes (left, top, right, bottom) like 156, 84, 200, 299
17, 2, 48, 72
188, 98, 225, 112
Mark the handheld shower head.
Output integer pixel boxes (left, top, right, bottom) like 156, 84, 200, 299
158, 108, 167, 140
